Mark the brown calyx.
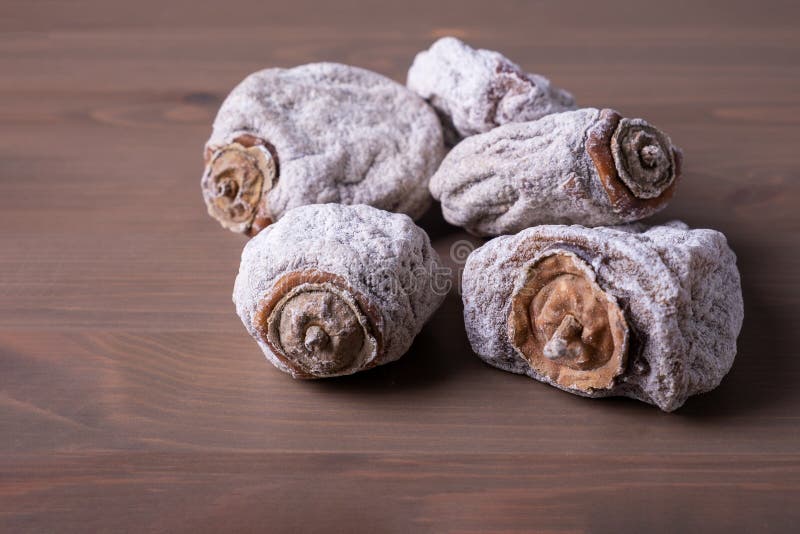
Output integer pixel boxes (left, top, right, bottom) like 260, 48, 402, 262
201, 134, 278, 236
255, 270, 382, 378
586, 109, 682, 217
508, 251, 628, 392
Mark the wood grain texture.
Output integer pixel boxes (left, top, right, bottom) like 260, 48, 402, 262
1, 0, 799, 532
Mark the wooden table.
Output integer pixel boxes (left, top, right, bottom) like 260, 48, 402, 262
2, 1, 798, 531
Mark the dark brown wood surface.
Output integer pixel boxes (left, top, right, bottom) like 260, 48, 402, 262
2, 1, 799, 532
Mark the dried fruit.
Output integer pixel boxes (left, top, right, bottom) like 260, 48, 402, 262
202, 135, 277, 235
462, 221, 743, 411
203, 63, 445, 236
407, 37, 576, 144
233, 204, 447, 378
508, 252, 629, 392
429, 108, 682, 236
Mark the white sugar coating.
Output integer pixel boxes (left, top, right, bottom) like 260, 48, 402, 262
233, 204, 447, 376
429, 108, 674, 236
406, 37, 576, 142
462, 221, 743, 411
430, 108, 600, 235
208, 63, 445, 223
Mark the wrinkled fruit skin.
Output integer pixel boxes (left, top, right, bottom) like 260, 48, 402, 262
462, 221, 743, 412
429, 108, 682, 237
234, 203, 447, 378
203, 63, 445, 235
407, 36, 576, 143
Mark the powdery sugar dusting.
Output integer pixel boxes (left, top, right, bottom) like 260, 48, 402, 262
430, 108, 603, 235
208, 63, 445, 223
429, 108, 679, 236
407, 37, 576, 142
462, 221, 743, 411
234, 203, 446, 376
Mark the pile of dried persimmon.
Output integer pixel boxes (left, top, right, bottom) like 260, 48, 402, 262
200, 37, 742, 412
